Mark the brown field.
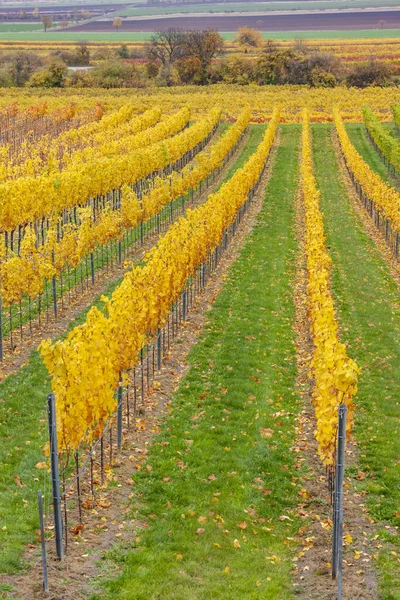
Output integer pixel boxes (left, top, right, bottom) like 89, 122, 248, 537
65, 10, 400, 32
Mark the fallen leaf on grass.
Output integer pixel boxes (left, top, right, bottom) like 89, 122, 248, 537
237, 521, 248, 530
13, 475, 23, 487
233, 539, 241, 548
195, 528, 205, 535
35, 462, 48, 470
198, 516, 207, 524
260, 428, 274, 438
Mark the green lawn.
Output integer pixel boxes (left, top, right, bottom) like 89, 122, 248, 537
312, 123, 400, 599
2, 29, 400, 43
91, 124, 303, 600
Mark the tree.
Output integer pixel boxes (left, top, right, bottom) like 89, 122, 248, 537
285, 55, 313, 85
155, 64, 180, 87
75, 43, 90, 66
179, 29, 224, 83
146, 28, 185, 66
346, 59, 393, 88
309, 51, 341, 78
32, 7, 39, 18
27, 59, 68, 88
176, 56, 203, 84
234, 26, 262, 50
19, 10, 27, 19
117, 44, 130, 59
113, 17, 122, 31
310, 67, 336, 88
60, 20, 69, 28
208, 56, 255, 85
41, 15, 53, 32
9, 51, 42, 86
146, 61, 159, 79
91, 58, 136, 88
182, 29, 224, 70
255, 47, 294, 85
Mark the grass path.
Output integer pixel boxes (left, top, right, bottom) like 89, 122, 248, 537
312, 124, 400, 599
0, 125, 267, 576
345, 122, 400, 189
93, 125, 302, 600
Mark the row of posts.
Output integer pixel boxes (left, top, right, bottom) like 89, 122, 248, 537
31, 133, 347, 599
38, 136, 260, 590
0, 122, 228, 362
39, 142, 348, 600
43, 393, 348, 598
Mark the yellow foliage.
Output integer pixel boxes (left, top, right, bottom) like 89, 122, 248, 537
334, 107, 400, 232
40, 108, 280, 452
301, 109, 359, 466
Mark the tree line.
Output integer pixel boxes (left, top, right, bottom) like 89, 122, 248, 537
0, 27, 395, 89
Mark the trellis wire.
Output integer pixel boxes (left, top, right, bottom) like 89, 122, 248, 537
365, 127, 400, 181
0, 122, 230, 358
0, 110, 87, 155
338, 132, 400, 260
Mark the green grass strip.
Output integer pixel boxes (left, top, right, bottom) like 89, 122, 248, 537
345, 123, 399, 189
93, 124, 302, 600
3, 29, 400, 42
0, 124, 266, 576
312, 123, 400, 600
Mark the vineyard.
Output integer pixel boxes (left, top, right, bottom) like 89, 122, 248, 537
0, 87, 400, 600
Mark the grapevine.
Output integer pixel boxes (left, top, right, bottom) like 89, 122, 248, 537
0, 107, 223, 232
334, 107, 400, 232
40, 108, 280, 452
301, 109, 359, 466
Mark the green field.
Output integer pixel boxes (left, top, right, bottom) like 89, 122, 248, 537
0, 23, 47, 32
116, 0, 400, 17
1, 28, 400, 43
